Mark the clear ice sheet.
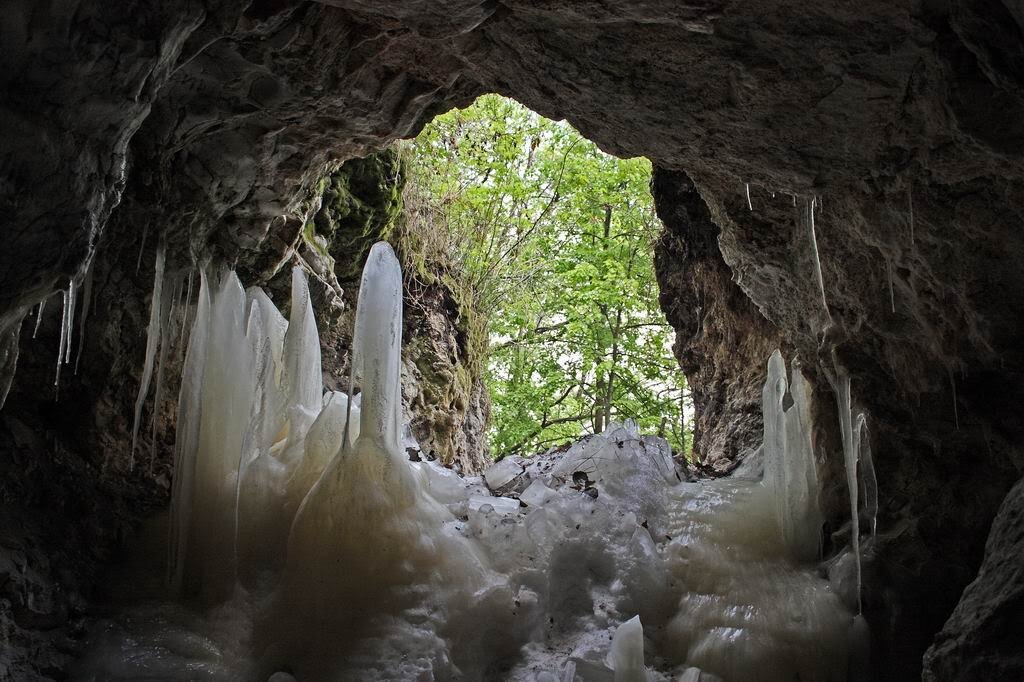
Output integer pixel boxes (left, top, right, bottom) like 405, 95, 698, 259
78, 243, 863, 681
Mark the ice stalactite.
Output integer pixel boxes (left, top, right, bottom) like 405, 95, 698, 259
65, 277, 76, 365
745, 182, 753, 210
53, 278, 77, 394
179, 269, 194, 350
854, 413, 878, 538
830, 358, 877, 614
131, 244, 166, 469
81, 242, 864, 681
75, 263, 94, 375
806, 196, 830, 321
33, 298, 46, 338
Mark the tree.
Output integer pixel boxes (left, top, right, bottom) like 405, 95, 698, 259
405, 94, 691, 458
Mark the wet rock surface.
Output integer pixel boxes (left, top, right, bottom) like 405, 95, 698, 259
2, 0, 1024, 677
652, 168, 785, 472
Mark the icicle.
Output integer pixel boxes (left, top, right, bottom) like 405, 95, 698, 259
63, 277, 76, 364
54, 287, 69, 391
136, 224, 149, 274
831, 357, 862, 613
75, 264, 95, 374
745, 183, 753, 211
179, 269, 194, 350
854, 413, 878, 537
131, 244, 166, 470
33, 298, 46, 339
807, 197, 830, 320
885, 259, 896, 314
0, 311, 27, 410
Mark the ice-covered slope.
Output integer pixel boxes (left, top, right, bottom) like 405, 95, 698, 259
76, 242, 865, 681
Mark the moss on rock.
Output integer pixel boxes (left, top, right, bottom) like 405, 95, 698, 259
299, 148, 491, 473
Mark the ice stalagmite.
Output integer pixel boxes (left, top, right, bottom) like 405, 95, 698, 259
131, 245, 166, 468
234, 287, 290, 580
275, 267, 322, 467
833, 364, 863, 611
610, 616, 649, 682
190, 271, 255, 599
273, 243, 491, 678
89, 242, 862, 680
168, 271, 212, 591
762, 350, 822, 561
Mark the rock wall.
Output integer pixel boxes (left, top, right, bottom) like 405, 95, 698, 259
3, 0, 1024, 677
290, 149, 492, 473
923, 475, 1024, 680
652, 168, 784, 472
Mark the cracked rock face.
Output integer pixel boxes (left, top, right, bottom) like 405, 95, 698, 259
652, 167, 785, 472
923, 475, 1024, 681
3, 0, 1024, 678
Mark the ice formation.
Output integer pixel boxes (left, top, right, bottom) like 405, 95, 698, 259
806, 196, 830, 319
762, 350, 822, 562
75, 264, 95, 374
33, 298, 46, 338
78, 242, 866, 681
829, 359, 878, 612
131, 244, 166, 467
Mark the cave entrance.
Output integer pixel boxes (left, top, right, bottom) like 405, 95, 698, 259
401, 94, 693, 461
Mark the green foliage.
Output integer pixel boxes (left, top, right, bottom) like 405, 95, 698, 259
407, 95, 691, 458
